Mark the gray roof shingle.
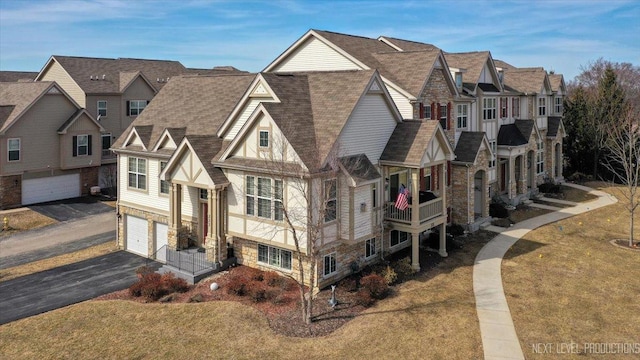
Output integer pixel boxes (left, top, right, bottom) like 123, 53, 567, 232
380, 120, 439, 166
547, 116, 562, 137
502, 67, 547, 94
0, 71, 38, 82
443, 51, 492, 90
454, 131, 486, 163
339, 154, 381, 184
497, 120, 535, 146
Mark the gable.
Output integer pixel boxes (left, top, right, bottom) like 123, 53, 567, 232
122, 76, 156, 99
165, 143, 214, 187
153, 130, 177, 151
271, 36, 363, 72
479, 63, 498, 86
37, 58, 85, 107
421, 132, 448, 166
122, 128, 146, 149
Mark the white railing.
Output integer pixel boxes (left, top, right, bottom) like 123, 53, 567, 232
384, 197, 443, 225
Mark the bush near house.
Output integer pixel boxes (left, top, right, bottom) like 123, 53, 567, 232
489, 202, 509, 218
129, 272, 190, 301
538, 182, 562, 194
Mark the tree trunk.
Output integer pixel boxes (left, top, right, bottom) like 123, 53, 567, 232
630, 207, 635, 247
592, 150, 600, 179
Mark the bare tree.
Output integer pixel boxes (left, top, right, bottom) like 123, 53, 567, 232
603, 105, 640, 247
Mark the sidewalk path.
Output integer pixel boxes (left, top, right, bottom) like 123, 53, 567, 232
473, 184, 617, 360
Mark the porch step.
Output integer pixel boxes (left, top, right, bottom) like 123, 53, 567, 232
158, 265, 216, 284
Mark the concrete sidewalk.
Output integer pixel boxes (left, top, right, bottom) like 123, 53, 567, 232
473, 184, 617, 360
0, 211, 116, 268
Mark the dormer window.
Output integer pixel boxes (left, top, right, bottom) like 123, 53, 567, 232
498, 70, 504, 84
455, 73, 463, 90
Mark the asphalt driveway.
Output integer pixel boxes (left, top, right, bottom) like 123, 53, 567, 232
28, 196, 114, 222
0, 251, 159, 325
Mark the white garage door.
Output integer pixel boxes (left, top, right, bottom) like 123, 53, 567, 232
154, 222, 168, 263
126, 215, 149, 257
22, 174, 80, 205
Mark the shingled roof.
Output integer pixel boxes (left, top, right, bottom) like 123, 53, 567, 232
548, 74, 565, 93
444, 51, 492, 91
497, 119, 536, 147
0, 81, 56, 133
339, 154, 381, 184
502, 67, 548, 94
547, 116, 563, 137
378, 36, 438, 52
259, 70, 378, 171
0, 71, 38, 82
372, 49, 443, 97
113, 73, 255, 150
454, 131, 487, 164
380, 120, 439, 166
41, 56, 189, 94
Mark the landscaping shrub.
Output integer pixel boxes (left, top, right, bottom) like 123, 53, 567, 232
226, 274, 248, 296
381, 265, 398, 285
538, 182, 561, 194
360, 273, 388, 299
263, 271, 288, 288
128, 272, 190, 301
489, 202, 509, 218
355, 289, 375, 307
339, 277, 358, 292
392, 257, 415, 282
447, 223, 465, 236
248, 282, 267, 303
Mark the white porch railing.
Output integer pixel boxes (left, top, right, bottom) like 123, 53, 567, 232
384, 197, 443, 225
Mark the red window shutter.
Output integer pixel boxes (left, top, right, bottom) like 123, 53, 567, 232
437, 103, 441, 120
431, 103, 436, 120
447, 102, 452, 129
420, 168, 425, 191
505, 97, 509, 116
447, 161, 452, 186
419, 102, 424, 119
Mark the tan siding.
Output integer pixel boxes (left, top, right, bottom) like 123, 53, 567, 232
122, 78, 156, 138
274, 37, 362, 72
224, 99, 262, 141
2, 94, 77, 174
39, 61, 85, 107
353, 184, 372, 239
87, 94, 122, 138
337, 94, 397, 162
118, 154, 170, 214
387, 85, 413, 118
339, 176, 350, 240
60, 114, 102, 169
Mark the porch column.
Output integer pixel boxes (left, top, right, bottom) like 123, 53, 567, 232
440, 163, 446, 217
508, 157, 516, 199
168, 183, 182, 250
439, 222, 448, 257
205, 188, 218, 263
518, 155, 527, 194
411, 231, 420, 271
410, 168, 419, 227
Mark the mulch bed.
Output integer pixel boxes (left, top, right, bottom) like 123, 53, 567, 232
95, 231, 495, 338
611, 239, 640, 251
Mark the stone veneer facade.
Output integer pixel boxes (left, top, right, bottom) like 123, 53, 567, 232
117, 204, 170, 258
451, 149, 490, 225
0, 175, 22, 209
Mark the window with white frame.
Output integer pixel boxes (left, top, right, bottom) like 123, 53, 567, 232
7, 138, 20, 162
554, 96, 563, 114
324, 178, 337, 222
457, 104, 468, 129
439, 104, 448, 130
101, 134, 111, 156
259, 130, 269, 148
538, 97, 546, 116
483, 98, 496, 120
372, 183, 377, 208
455, 73, 463, 89
97, 100, 107, 117
128, 100, 147, 116
258, 244, 292, 270
500, 98, 508, 118
423, 167, 432, 191
489, 141, 497, 168
159, 161, 170, 195
536, 141, 544, 174
246, 176, 283, 221
323, 253, 337, 277
128, 157, 147, 190
424, 104, 431, 119
365, 238, 376, 258
512, 98, 520, 118
199, 188, 208, 200
390, 230, 409, 247
76, 134, 89, 156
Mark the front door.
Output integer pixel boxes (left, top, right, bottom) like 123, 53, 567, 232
201, 203, 208, 245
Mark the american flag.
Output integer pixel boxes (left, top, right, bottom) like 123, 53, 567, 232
395, 184, 410, 210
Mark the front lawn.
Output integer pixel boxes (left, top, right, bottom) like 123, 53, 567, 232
0, 210, 56, 237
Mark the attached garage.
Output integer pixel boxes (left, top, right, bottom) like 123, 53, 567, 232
154, 222, 168, 263
22, 174, 80, 205
126, 215, 149, 257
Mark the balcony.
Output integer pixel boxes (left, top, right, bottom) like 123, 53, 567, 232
384, 196, 443, 225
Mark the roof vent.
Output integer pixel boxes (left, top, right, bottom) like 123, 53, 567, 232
90, 75, 93, 80
102, 74, 106, 80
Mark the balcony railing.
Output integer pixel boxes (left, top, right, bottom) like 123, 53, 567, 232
165, 246, 217, 274
384, 197, 443, 225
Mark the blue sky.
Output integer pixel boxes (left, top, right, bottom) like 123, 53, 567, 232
0, 0, 638, 81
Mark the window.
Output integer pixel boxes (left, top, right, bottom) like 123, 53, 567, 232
489, 141, 497, 168
160, 161, 170, 195
101, 134, 111, 156
500, 98, 508, 118
128, 100, 147, 116
498, 70, 504, 84
259, 130, 269, 148
483, 98, 496, 120
365, 238, 376, 258
323, 253, 337, 277
455, 72, 463, 89
512, 98, 520, 118
199, 188, 208, 200
390, 230, 409, 247
439, 104, 448, 130
97, 100, 107, 117
555, 96, 563, 114
75, 134, 89, 156
372, 183, 377, 208
423, 167, 432, 191
324, 179, 337, 222
424, 104, 431, 119
537, 141, 544, 174
246, 176, 283, 221
258, 244, 292, 270
457, 104, 468, 129
7, 138, 20, 162
128, 157, 147, 190
538, 97, 546, 116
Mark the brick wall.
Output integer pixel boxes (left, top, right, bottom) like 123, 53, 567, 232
0, 175, 22, 209
80, 166, 100, 196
